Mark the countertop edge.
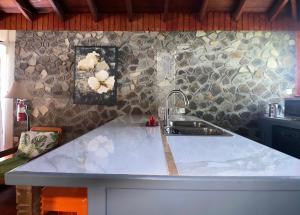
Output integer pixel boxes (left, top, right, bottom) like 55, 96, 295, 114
5, 171, 300, 190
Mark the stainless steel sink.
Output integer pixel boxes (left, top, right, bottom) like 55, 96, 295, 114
162, 120, 232, 136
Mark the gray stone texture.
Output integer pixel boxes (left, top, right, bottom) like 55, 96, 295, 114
14, 31, 296, 142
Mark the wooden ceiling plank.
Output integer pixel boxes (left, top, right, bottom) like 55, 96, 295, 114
290, 0, 297, 20
269, 0, 289, 21
86, 0, 99, 21
199, 0, 209, 21
48, 0, 65, 21
125, 0, 133, 21
15, 0, 35, 22
232, 0, 248, 21
163, 0, 169, 22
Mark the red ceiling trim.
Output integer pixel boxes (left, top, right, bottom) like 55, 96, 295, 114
0, 12, 299, 31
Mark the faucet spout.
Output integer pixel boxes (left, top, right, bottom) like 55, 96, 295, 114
164, 89, 189, 127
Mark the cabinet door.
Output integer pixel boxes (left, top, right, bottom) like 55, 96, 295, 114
272, 126, 300, 159
258, 119, 272, 147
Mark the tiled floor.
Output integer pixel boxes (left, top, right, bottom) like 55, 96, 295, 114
0, 185, 17, 215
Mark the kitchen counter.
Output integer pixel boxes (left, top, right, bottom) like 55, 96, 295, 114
167, 116, 300, 177
5, 116, 300, 215
10, 116, 168, 176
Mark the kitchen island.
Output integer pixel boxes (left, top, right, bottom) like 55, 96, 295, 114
5, 116, 300, 215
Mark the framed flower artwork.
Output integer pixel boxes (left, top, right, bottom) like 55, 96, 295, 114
74, 46, 118, 105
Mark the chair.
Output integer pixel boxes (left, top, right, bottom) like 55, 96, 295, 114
41, 187, 88, 215
29, 128, 87, 214
0, 127, 62, 215
30, 127, 63, 146
0, 127, 62, 185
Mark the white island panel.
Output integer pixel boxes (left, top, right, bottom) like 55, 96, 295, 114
107, 188, 300, 215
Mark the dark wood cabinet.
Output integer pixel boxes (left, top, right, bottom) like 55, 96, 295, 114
259, 117, 300, 159
272, 126, 300, 159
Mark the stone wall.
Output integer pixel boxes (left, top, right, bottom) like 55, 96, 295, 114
14, 31, 296, 142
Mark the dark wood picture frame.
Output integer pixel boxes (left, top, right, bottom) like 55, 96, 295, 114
73, 46, 118, 105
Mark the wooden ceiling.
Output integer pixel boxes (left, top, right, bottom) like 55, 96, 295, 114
0, 0, 297, 22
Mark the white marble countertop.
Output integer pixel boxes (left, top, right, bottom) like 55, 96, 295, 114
6, 115, 300, 183
167, 117, 300, 177
12, 116, 168, 176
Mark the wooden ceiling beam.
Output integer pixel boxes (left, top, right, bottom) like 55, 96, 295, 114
125, 0, 133, 21
163, 0, 169, 22
15, 0, 35, 22
290, 0, 297, 20
48, 0, 65, 20
269, 0, 289, 21
86, 0, 99, 21
232, 0, 247, 21
199, 0, 208, 21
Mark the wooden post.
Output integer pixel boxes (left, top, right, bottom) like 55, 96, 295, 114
199, 0, 208, 21
48, 0, 65, 21
16, 185, 41, 215
269, 0, 289, 22
232, 0, 248, 21
86, 0, 99, 21
125, 0, 133, 21
15, 0, 35, 22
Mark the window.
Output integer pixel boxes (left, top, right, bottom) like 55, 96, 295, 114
0, 44, 4, 150
0, 30, 15, 152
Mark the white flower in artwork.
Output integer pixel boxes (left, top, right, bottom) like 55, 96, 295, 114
95, 70, 109, 82
87, 77, 100, 90
88, 72, 115, 94
88, 75, 115, 94
105, 76, 115, 90
88, 70, 115, 94
78, 51, 115, 95
77, 51, 100, 71
96, 61, 110, 71
97, 85, 109, 94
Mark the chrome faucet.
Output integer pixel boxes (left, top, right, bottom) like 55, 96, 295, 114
164, 89, 189, 127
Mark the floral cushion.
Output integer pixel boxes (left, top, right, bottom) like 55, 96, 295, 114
17, 131, 59, 158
